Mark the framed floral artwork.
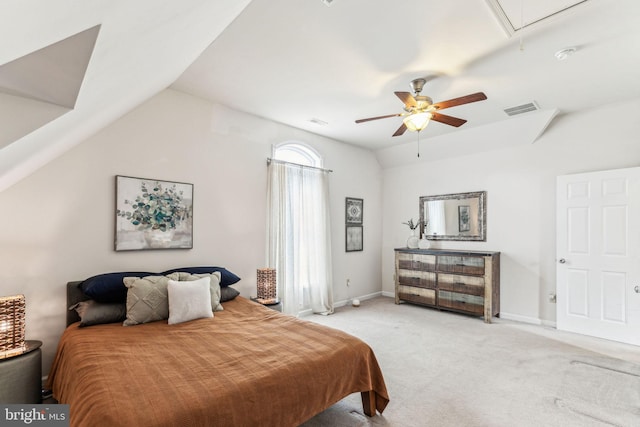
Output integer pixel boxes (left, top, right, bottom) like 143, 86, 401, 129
115, 175, 193, 251
345, 197, 363, 224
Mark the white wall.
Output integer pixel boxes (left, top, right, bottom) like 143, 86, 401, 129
0, 88, 381, 374
380, 97, 640, 325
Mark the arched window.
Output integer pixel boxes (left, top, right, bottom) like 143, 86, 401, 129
266, 142, 332, 315
273, 142, 323, 168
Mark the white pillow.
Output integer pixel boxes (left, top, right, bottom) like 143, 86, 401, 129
167, 277, 214, 325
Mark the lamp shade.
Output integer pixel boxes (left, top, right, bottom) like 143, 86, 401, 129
256, 268, 277, 302
403, 112, 432, 132
0, 294, 26, 359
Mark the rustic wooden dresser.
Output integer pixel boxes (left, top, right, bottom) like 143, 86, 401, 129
394, 248, 500, 323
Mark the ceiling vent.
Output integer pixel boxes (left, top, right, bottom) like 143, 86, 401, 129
504, 101, 539, 116
308, 118, 328, 126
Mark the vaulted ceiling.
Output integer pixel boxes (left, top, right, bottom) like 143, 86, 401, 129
1, 0, 639, 191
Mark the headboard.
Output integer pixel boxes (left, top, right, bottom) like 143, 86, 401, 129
67, 281, 90, 326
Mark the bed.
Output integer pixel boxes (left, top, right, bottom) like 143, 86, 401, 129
47, 280, 389, 427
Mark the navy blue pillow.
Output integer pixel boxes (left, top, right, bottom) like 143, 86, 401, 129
161, 267, 241, 287
81, 272, 152, 303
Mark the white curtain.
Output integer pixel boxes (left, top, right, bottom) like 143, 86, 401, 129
427, 200, 447, 236
266, 161, 333, 316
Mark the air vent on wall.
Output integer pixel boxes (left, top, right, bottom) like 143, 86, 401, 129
504, 101, 539, 116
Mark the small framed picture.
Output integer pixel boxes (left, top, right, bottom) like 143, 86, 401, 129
345, 197, 363, 224
458, 205, 470, 232
346, 225, 363, 252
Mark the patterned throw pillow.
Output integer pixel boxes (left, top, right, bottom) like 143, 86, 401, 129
123, 275, 174, 326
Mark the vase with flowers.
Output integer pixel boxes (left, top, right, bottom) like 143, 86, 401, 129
402, 218, 422, 249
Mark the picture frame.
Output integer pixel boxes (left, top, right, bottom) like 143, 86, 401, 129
115, 175, 193, 251
345, 225, 363, 252
458, 205, 471, 232
345, 197, 363, 224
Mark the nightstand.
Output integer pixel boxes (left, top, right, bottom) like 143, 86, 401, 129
250, 297, 283, 312
0, 340, 42, 403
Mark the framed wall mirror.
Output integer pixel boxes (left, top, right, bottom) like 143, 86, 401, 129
419, 191, 486, 241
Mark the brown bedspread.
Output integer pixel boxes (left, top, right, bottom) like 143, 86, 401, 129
47, 297, 389, 427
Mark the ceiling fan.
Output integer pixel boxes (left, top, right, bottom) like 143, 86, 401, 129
355, 78, 487, 137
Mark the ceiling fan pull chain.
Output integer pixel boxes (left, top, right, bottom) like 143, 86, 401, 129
417, 131, 421, 158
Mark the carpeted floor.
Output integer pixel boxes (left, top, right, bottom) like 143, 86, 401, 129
300, 297, 640, 427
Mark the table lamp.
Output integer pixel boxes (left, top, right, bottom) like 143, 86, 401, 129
256, 268, 278, 304
0, 294, 26, 359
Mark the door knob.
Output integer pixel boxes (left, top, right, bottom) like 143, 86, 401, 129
559, 258, 566, 264
635, 285, 639, 293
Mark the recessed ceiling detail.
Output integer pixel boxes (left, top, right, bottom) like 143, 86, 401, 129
0, 25, 100, 109
486, 0, 590, 35
0, 25, 100, 150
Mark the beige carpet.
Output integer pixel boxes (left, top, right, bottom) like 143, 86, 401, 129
300, 297, 640, 427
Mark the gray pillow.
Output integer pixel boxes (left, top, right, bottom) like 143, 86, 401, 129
69, 300, 126, 327
220, 286, 240, 302
167, 277, 214, 325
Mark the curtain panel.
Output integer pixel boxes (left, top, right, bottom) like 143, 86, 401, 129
266, 161, 333, 316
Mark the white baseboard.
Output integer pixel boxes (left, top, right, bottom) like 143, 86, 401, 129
541, 319, 557, 328
298, 291, 384, 316
500, 312, 556, 328
335, 291, 383, 308
500, 312, 541, 324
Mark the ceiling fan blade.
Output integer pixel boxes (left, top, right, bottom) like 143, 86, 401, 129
355, 113, 401, 124
432, 92, 487, 110
430, 112, 467, 127
394, 91, 417, 108
392, 123, 407, 137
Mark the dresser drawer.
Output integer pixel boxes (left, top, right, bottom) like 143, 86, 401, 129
397, 269, 437, 289
398, 285, 436, 306
438, 291, 484, 315
397, 253, 436, 272
437, 256, 485, 275
438, 274, 484, 297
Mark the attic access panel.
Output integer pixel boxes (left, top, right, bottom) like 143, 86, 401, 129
486, 0, 589, 35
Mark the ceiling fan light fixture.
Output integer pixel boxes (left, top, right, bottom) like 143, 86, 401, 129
403, 112, 432, 132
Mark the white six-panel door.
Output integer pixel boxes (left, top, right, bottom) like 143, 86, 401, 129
556, 167, 640, 346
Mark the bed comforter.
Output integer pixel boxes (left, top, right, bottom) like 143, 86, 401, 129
47, 296, 389, 427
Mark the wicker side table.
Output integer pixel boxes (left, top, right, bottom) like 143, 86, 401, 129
0, 340, 42, 403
